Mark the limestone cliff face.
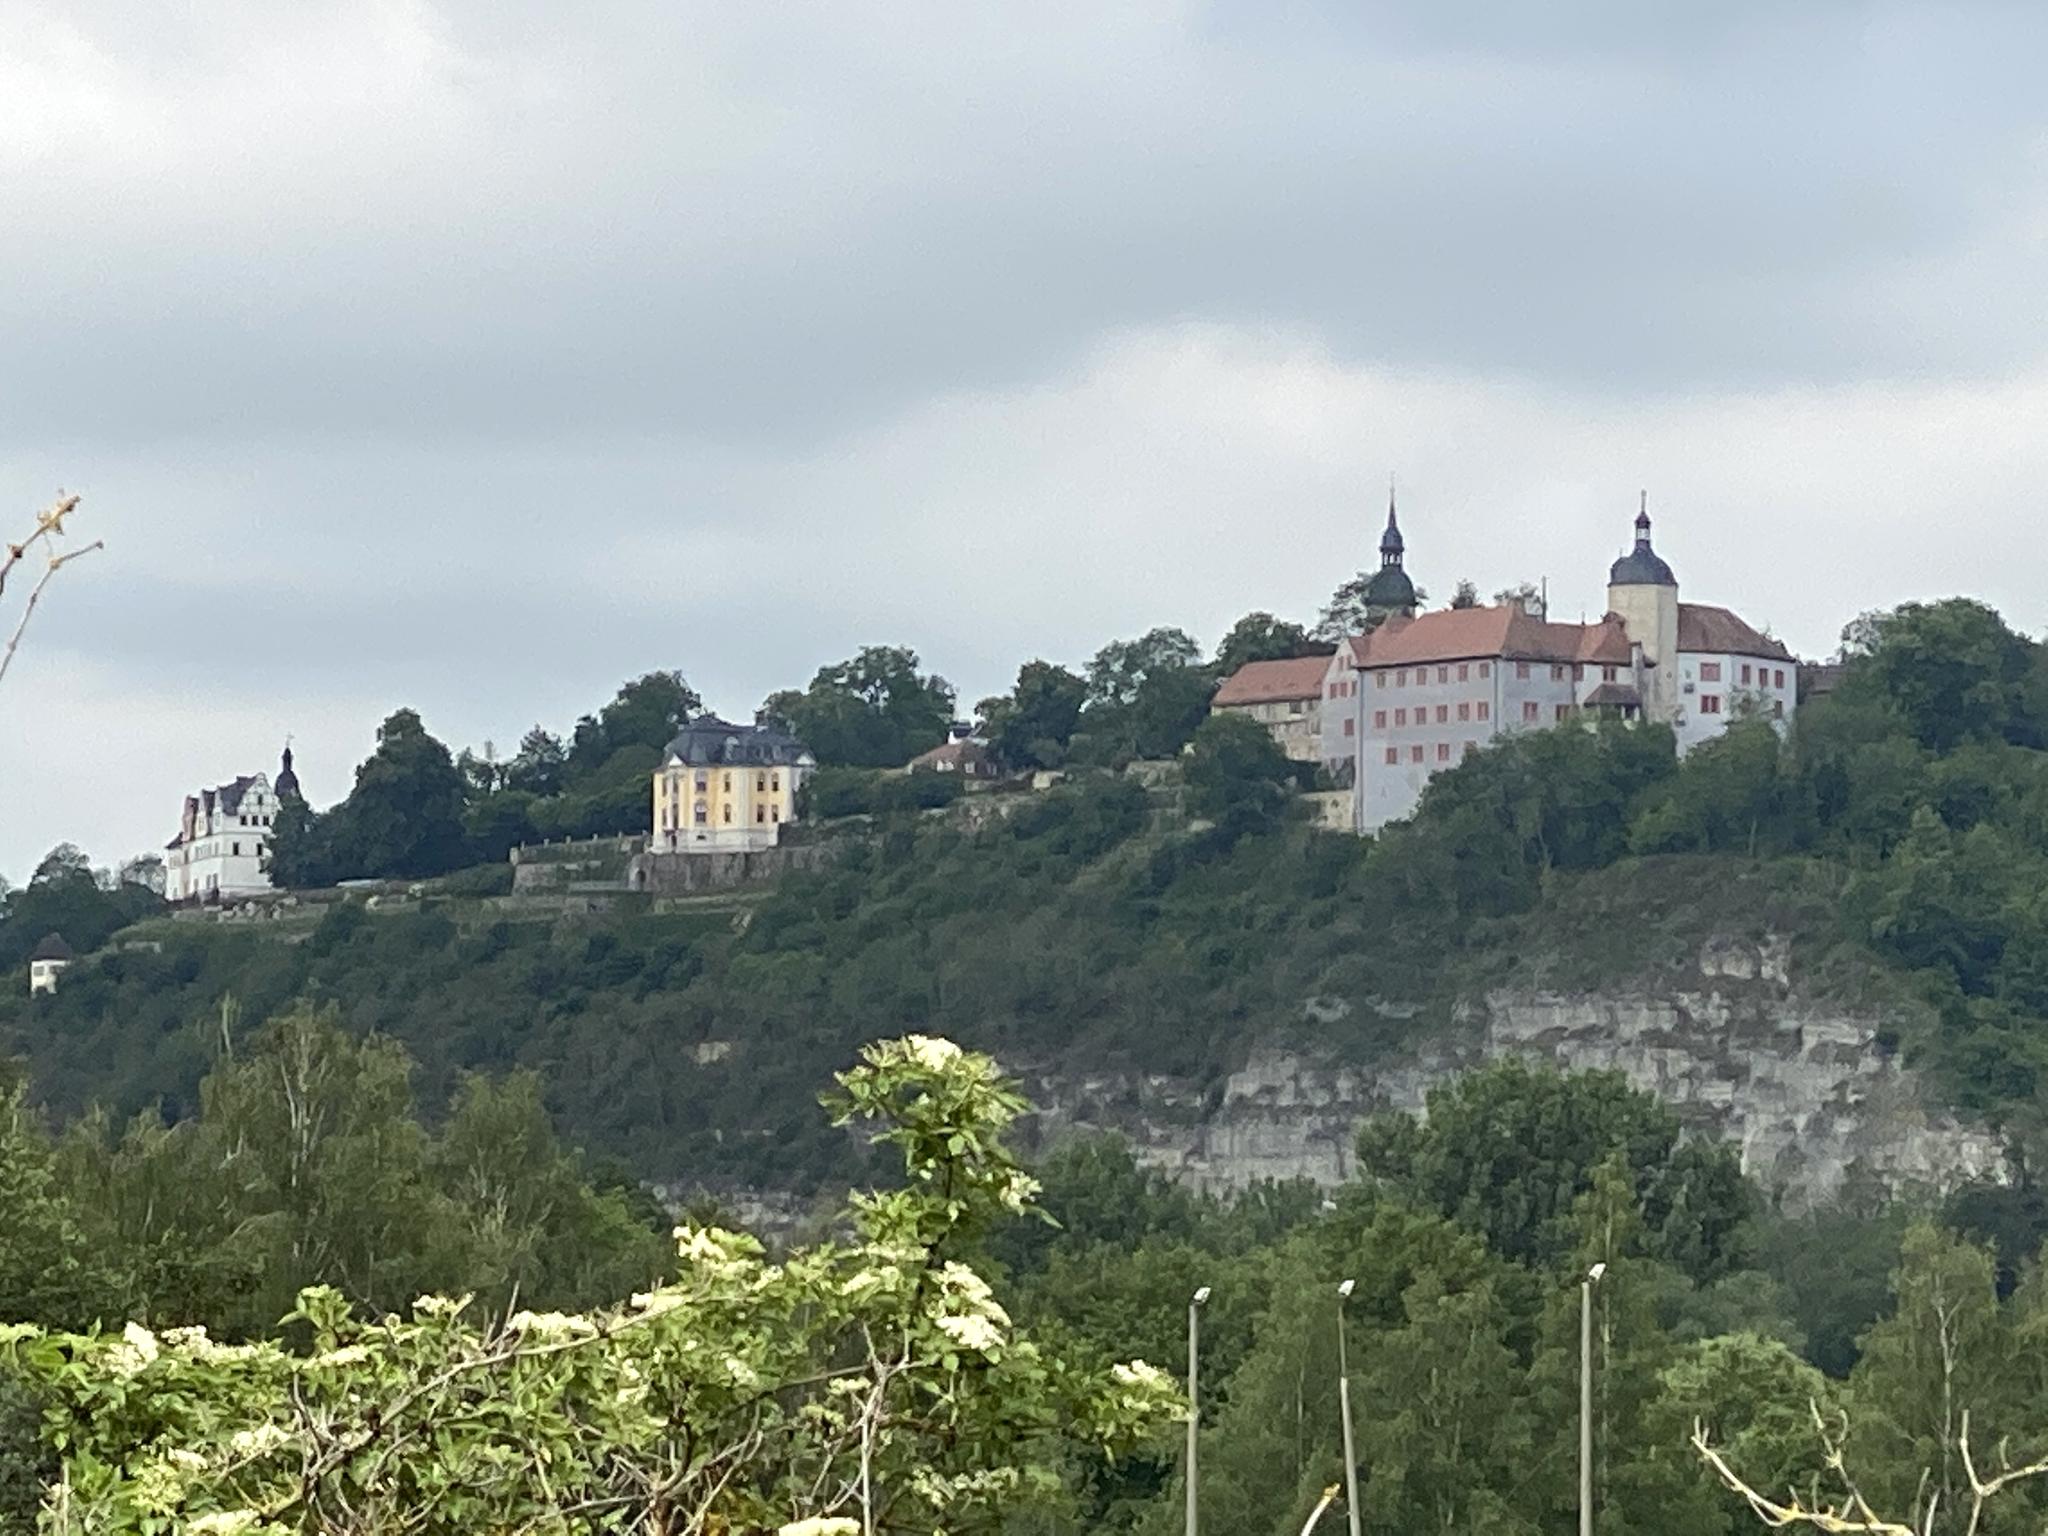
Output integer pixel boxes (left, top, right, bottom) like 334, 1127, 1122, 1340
1027, 934, 2007, 1211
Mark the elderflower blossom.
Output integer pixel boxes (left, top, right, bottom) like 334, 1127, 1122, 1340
931, 1261, 1010, 1355
229, 1423, 292, 1458
1111, 1360, 1173, 1394
190, 1512, 263, 1535
674, 1225, 760, 1276
412, 1293, 470, 1318
777, 1520, 859, 1536
998, 1168, 1042, 1213
310, 1344, 370, 1369
903, 1034, 962, 1071
630, 1288, 681, 1318
104, 1321, 161, 1377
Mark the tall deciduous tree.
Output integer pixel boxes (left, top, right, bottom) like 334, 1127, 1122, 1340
1842, 598, 2040, 753
977, 659, 1089, 771
1213, 612, 1323, 674
766, 644, 956, 767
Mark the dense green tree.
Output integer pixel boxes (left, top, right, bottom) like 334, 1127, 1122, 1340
1315, 575, 1428, 639
1078, 627, 1211, 761
977, 659, 1089, 771
1629, 719, 1807, 857
1212, 612, 1324, 674
1450, 578, 1480, 609
766, 644, 956, 767
1182, 711, 1304, 838
568, 669, 701, 774
504, 724, 570, 796
0, 843, 160, 967
1842, 598, 2040, 753
1356, 1059, 1757, 1282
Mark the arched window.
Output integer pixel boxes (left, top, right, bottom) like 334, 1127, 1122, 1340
693, 799, 709, 826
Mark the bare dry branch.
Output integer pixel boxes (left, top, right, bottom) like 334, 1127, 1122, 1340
0, 493, 101, 689
1697, 1406, 2048, 1536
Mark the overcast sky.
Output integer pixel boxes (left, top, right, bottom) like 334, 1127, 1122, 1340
5, 0, 2047, 881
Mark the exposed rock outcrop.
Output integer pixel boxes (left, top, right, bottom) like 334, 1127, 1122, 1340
1030, 934, 2006, 1211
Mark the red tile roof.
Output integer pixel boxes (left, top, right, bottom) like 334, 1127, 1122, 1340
1340, 605, 1635, 669
1678, 603, 1793, 661
1213, 653, 1332, 706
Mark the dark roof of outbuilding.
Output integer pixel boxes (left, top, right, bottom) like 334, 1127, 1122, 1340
30, 933, 74, 962
662, 716, 814, 768
1581, 682, 1644, 708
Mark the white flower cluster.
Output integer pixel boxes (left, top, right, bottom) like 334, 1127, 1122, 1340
902, 1034, 964, 1071
674, 1224, 762, 1277
931, 1261, 1011, 1356
776, 1519, 859, 1536
104, 1321, 161, 1378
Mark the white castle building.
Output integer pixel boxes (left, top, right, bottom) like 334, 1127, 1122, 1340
164, 745, 302, 902
1308, 498, 1793, 833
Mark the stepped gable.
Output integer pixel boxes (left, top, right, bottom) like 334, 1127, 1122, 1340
1678, 602, 1793, 660
1212, 654, 1330, 706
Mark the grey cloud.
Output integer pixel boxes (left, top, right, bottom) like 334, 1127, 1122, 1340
5, 2, 2046, 456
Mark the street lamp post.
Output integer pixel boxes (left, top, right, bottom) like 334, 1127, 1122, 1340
1336, 1280, 1361, 1536
1580, 1262, 1606, 1536
1187, 1285, 1210, 1536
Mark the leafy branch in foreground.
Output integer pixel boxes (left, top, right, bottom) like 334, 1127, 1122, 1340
3, 1035, 1180, 1534
0, 493, 103, 689
1696, 1404, 2048, 1536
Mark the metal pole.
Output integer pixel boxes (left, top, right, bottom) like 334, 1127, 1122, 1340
1580, 1264, 1603, 1536
1337, 1281, 1361, 1536
1187, 1287, 1208, 1536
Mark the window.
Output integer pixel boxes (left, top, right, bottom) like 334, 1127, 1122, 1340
1435, 705, 1448, 723
1410, 745, 1424, 763
1437, 666, 1449, 684
1699, 662, 1722, 683
772, 774, 781, 791
1397, 670, 1408, 687
1373, 710, 1386, 728
1395, 708, 1407, 726
1477, 701, 1490, 721
757, 774, 767, 791
1479, 662, 1491, 678
1376, 672, 1388, 689
1343, 718, 1355, 736
1555, 705, 1569, 722
1458, 702, 1471, 721
723, 773, 732, 791
1327, 683, 1337, 699
1603, 665, 1618, 682
1551, 664, 1566, 681
1775, 669, 1786, 689
723, 805, 733, 823
1288, 700, 1305, 715
694, 800, 709, 825
1700, 695, 1723, 714
1523, 701, 1540, 722
1740, 664, 1752, 685
232, 842, 240, 856
1385, 747, 1399, 764
1516, 661, 1531, 680
695, 771, 709, 791
1457, 663, 1469, 682
756, 806, 767, 823
1573, 664, 1585, 681
1436, 742, 1451, 762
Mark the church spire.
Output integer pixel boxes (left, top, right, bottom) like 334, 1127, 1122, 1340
275, 738, 302, 802
1380, 476, 1404, 565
